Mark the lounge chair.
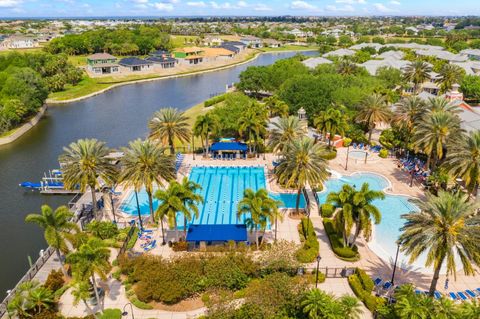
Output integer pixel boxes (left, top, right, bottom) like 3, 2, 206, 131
449, 292, 458, 300
476, 288, 480, 295
352, 143, 357, 149
414, 290, 422, 295
465, 290, 476, 298
373, 278, 382, 286
434, 291, 442, 300
383, 281, 392, 290
458, 291, 468, 301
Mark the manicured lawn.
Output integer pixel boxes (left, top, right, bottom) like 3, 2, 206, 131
0, 47, 43, 55
67, 55, 88, 66
48, 76, 110, 101
260, 45, 319, 52
171, 35, 200, 48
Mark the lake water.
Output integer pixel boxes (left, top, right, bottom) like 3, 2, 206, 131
0, 51, 317, 296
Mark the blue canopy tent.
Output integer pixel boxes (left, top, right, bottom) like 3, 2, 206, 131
209, 142, 248, 159
186, 224, 248, 243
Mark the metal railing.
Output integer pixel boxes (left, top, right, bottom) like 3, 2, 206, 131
302, 187, 311, 216
117, 226, 136, 259
302, 266, 356, 278
0, 246, 55, 317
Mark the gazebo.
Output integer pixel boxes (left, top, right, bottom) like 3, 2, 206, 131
209, 141, 248, 159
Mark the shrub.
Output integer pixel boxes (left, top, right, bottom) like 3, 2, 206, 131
379, 149, 388, 158
53, 285, 69, 299
348, 274, 365, 299
86, 221, 119, 240
296, 218, 319, 263
44, 269, 64, 292
356, 268, 374, 293
320, 203, 335, 218
348, 271, 384, 312
343, 137, 352, 147
99, 309, 122, 319
31, 309, 62, 319
172, 241, 188, 251
322, 148, 337, 160
129, 296, 153, 310
126, 227, 138, 249
323, 219, 360, 261
204, 94, 227, 107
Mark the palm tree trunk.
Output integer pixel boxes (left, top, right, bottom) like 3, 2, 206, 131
296, 188, 301, 215
260, 228, 266, 246
428, 256, 445, 297
159, 217, 166, 245
91, 275, 102, 311
83, 300, 98, 319
349, 222, 362, 248
174, 216, 179, 242
274, 217, 278, 242
368, 129, 373, 143
90, 184, 97, 217
426, 155, 431, 170
255, 226, 259, 249
169, 135, 175, 155
55, 248, 68, 276
183, 216, 187, 240
147, 190, 155, 223
206, 131, 210, 158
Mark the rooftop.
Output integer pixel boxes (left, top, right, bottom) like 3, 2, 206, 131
302, 57, 333, 69
118, 57, 153, 66
87, 53, 116, 60
323, 48, 355, 58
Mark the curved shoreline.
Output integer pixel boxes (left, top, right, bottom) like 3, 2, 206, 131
46, 49, 317, 105
0, 105, 47, 146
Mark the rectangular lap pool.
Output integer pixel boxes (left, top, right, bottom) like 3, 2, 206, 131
120, 166, 306, 228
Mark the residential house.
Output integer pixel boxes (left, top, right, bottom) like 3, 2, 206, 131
173, 47, 205, 65
204, 36, 223, 47
222, 41, 247, 51
118, 57, 153, 72
415, 49, 467, 62
302, 57, 332, 69
323, 48, 355, 58
361, 58, 410, 76
146, 50, 177, 69
460, 49, 480, 61
263, 39, 282, 48
377, 50, 404, 60
0, 35, 38, 49
203, 47, 236, 61
240, 36, 263, 48
350, 43, 384, 51
86, 53, 119, 75
452, 61, 480, 76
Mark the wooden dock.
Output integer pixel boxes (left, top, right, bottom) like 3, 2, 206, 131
40, 189, 81, 195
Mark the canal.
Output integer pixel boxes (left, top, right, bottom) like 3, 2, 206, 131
0, 51, 317, 296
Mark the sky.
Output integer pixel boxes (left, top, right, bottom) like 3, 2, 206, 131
0, 0, 480, 18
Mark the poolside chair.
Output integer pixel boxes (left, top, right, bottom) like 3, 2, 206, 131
383, 281, 392, 290
352, 143, 357, 149
449, 292, 458, 301
465, 290, 476, 298
458, 291, 468, 301
434, 291, 442, 300
358, 143, 364, 149
415, 290, 422, 295
476, 288, 480, 295
373, 278, 382, 286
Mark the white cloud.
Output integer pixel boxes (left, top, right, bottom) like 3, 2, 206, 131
132, 0, 149, 3
237, 1, 247, 7
254, 3, 272, 11
187, 1, 207, 7
0, 0, 22, 8
290, 1, 317, 10
326, 4, 355, 12
373, 2, 393, 12
336, 0, 365, 4
210, 1, 233, 9
153, 2, 174, 11
390, 0, 401, 5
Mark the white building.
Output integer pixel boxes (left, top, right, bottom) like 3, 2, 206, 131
0, 35, 38, 49
302, 57, 333, 69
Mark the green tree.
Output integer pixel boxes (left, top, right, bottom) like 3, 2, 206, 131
276, 137, 329, 213
268, 115, 303, 154
59, 139, 117, 217
238, 103, 268, 154
436, 64, 465, 93
302, 289, 360, 319
264, 96, 289, 118
67, 238, 111, 309
120, 139, 175, 222
148, 108, 190, 154
25, 205, 78, 275
355, 94, 391, 142
314, 107, 349, 147
398, 191, 480, 296
193, 113, 219, 157
177, 177, 203, 239
71, 280, 98, 318
403, 61, 432, 94
337, 58, 358, 76
461, 75, 480, 101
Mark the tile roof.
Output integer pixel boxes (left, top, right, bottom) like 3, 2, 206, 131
302, 57, 333, 69
118, 57, 153, 66
87, 53, 116, 60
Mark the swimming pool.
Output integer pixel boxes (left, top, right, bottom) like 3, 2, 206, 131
348, 150, 368, 160
316, 172, 426, 271
120, 166, 306, 228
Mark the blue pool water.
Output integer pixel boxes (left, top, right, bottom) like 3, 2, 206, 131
120, 166, 306, 228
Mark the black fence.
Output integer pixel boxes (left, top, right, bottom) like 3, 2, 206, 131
117, 226, 136, 259
302, 188, 311, 216
302, 266, 356, 278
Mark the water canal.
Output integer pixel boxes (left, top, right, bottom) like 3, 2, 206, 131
0, 51, 317, 296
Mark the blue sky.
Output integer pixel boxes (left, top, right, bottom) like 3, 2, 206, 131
0, 0, 479, 18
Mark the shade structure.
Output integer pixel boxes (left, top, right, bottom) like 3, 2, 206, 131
210, 142, 248, 152
186, 224, 247, 242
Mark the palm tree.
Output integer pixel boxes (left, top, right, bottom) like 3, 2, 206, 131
268, 116, 303, 154
276, 137, 329, 213
25, 205, 78, 275
337, 58, 358, 76
59, 139, 117, 217
193, 113, 219, 157
28, 286, 55, 314
444, 131, 480, 196
66, 238, 111, 309
398, 191, 480, 296
413, 111, 462, 169
264, 96, 289, 118
339, 295, 363, 319
120, 139, 175, 222
425, 97, 461, 114
148, 107, 190, 154
178, 177, 203, 239
314, 108, 348, 147
238, 104, 268, 154
355, 94, 391, 142
459, 299, 480, 319
403, 61, 432, 94
7, 281, 54, 317
302, 289, 356, 319
237, 188, 282, 247
71, 280, 98, 318
436, 64, 465, 93
327, 183, 384, 248
393, 96, 426, 134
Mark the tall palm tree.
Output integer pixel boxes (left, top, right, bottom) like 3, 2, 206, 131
355, 93, 391, 142
436, 64, 465, 93
148, 107, 190, 154
413, 111, 462, 169
193, 113, 219, 157
268, 116, 303, 154
327, 183, 384, 248
339, 295, 363, 319
314, 108, 349, 147
276, 137, 329, 213
67, 238, 111, 309
393, 96, 426, 134
25, 205, 78, 275
444, 131, 480, 196
302, 289, 359, 319
59, 139, 117, 217
398, 191, 480, 296
403, 61, 432, 94
425, 97, 461, 114
119, 139, 175, 222
237, 188, 282, 247
71, 280, 98, 319
264, 96, 289, 118
238, 104, 268, 154
178, 177, 203, 239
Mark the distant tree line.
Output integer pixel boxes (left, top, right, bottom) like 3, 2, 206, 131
45, 26, 173, 56
0, 52, 82, 134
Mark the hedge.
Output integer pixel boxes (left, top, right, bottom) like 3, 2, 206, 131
343, 137, 352, 147
379, 149, 388, 158
126, 227, 139, 249
320, 203, 335, 218
348, 269, 384, 312
99, 309, 122, 319
296, 218, 319, 263
204, 94, 227, 107
323, 218, 360, 261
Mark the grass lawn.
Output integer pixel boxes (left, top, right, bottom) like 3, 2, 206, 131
260, 45, 319, 52
171, 35, 200, 48
0, 47, 43, 55
67, 55, 88, 66
174, 101, 210, 150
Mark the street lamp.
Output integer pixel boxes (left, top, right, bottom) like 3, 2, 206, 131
391, 243, 400, 286
345, 145, 350, 171
364, 151, 368, 164
122, 303, 134, 319
192, 132, 196, 160
134, 190, 143, 230
315, 255, 322, 288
